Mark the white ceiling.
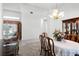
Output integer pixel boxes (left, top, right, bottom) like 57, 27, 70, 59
3, 3, 79, 19
3, 3, 79, 11
25, 3, 56, 10
25, 3, 79, 10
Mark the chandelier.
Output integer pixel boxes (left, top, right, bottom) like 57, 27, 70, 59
51, 4, 64, 20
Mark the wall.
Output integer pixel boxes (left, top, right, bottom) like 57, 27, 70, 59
2, 3, 79, 41
21, 5, 48, 40
2, 3, 48, 42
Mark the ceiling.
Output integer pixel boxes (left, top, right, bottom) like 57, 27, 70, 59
3, 3, 79, 11
2, 3, 79, 20
25, 3, 79, 11
25, 3, 56, 10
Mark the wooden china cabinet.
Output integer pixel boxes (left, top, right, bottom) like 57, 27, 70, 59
62, 17, 79, 42
2, 20, 22, 56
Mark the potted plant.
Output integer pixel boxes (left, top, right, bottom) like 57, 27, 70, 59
53, 30, 62, 41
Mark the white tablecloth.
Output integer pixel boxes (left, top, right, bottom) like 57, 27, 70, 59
54, 39, 79, 56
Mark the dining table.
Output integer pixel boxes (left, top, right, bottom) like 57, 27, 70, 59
53, 39, 79, 56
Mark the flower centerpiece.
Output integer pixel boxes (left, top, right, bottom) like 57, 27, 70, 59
53, 30, 63, 41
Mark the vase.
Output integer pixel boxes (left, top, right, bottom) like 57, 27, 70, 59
57, 38, 61, 41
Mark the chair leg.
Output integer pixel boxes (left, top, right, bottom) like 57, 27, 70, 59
53, 51, 56, 56
40, 49, 42, 55
40, 49, 44, 55
43, 50, 46, 56
44, 50, 48, 56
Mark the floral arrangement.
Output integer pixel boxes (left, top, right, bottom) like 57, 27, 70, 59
53, 30, 64, 41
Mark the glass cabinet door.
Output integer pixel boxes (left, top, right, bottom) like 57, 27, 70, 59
72, 22, 76, 34
68, 23, 70, 34
2, 23, 17, 39
2, 20, 22, 40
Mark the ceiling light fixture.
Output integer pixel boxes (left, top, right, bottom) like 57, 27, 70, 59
51, 3, 64, 20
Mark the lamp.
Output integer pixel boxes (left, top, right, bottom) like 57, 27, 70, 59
51, 3, 64, 20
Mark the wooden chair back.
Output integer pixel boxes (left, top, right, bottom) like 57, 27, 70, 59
39, 35, 45, 49
44, 37, 55, 56
39, 35, 46, 55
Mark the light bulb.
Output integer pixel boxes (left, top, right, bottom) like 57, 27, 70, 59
53, 9, 59, 13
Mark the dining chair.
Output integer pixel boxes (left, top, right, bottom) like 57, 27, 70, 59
39, 35, 46, 55
39, 32, 48, 55
44, 37, 56, 56
42, 32, 48, 37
